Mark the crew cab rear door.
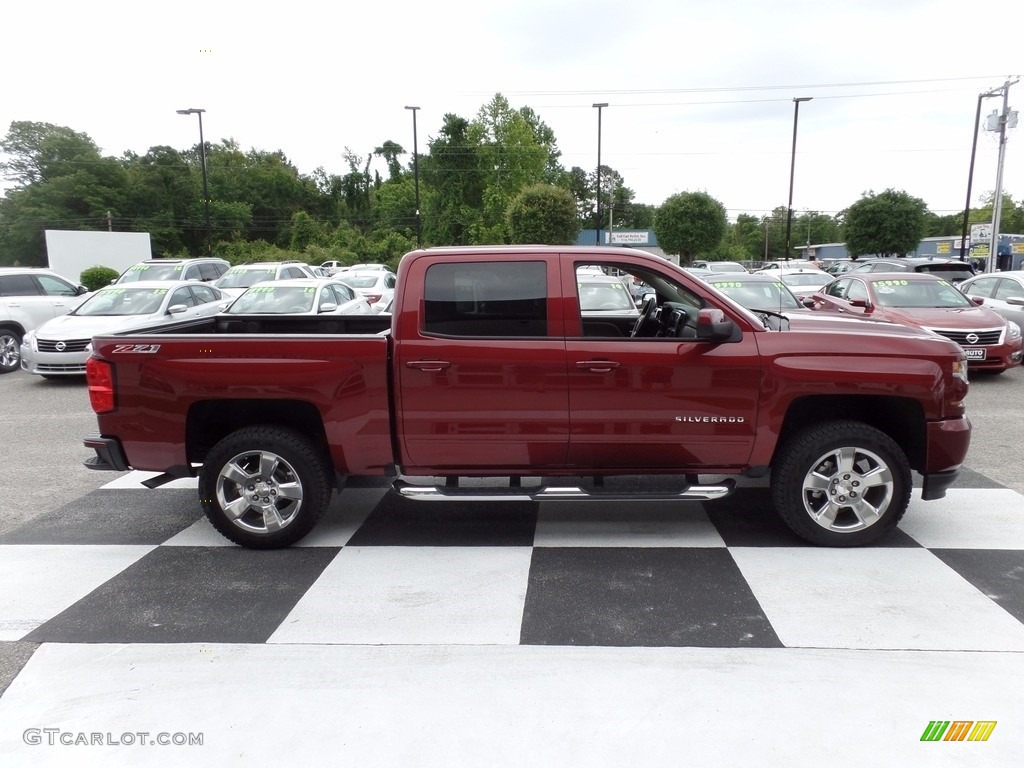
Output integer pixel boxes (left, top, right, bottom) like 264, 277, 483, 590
394, 256, 569, 471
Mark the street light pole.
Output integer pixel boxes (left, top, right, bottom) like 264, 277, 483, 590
404, 106, 422, 247
176, 108, 211, 253
988, 78, 1019, 273
785, 97, 812, 262
960, 88, 1001, 262
593, 103, 608, 246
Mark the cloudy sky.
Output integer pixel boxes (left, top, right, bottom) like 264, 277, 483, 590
2, 0, 1021, 221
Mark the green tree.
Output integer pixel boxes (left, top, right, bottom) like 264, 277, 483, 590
653, 191, 727, 263
422, 114, 485, 245
842, 189, 928, 258
373, 140, 406, 183
0, 121, 126, 264
506, 184, 579, 244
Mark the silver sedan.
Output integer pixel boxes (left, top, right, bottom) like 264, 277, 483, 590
959, 270, 1024, 327
20, 280, 229, 377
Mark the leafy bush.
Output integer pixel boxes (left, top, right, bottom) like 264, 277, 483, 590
79, 265, 120, 291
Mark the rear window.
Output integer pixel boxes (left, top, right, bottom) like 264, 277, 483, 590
914, 264, 974, 282
423, 261, 547, 337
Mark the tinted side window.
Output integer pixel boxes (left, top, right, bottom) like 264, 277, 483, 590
170, 287, 197, 308
0, 274, 42, 296
847, 280, 869, 302
36, 275, 78, 296
190, 285, 218, 304
995, 279, 1024, 301
423, 261, 546, 337
826, 279, 848, 298
963, 277, 996, 297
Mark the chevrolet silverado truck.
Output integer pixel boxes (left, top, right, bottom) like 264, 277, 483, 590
82, 246, 972, 548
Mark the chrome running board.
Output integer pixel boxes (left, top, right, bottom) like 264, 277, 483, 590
393, 478, 735, 502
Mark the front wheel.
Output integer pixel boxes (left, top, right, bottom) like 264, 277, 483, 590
0, 329, 22, 373
199, 426, 332, 548
771, 421, 912, 546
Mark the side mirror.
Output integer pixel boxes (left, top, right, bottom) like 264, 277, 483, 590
167, 304, 188, 315
78, 285, 90, 294
969, 296, 985, 306
849, 298, 873, 311
694, 308, 736, 342
318, 302, 339, 314
801, 296, 816, 308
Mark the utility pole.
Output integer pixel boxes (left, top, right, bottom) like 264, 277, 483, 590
987, 78, 1019, 272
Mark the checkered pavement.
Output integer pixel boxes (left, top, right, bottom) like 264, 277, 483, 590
2, 470, 1023, 766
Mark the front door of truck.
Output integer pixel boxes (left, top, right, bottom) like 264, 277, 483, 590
395, 258, 570, 471
563, 258, 761, 470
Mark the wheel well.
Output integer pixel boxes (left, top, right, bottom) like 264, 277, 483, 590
776, 395, 926, 471
186, 399, 328, 466
0, 322, 26, 339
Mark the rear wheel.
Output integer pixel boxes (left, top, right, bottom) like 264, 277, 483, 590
0, 329, 22, 373
771, 421, 911, 546
199, 426, 331, 548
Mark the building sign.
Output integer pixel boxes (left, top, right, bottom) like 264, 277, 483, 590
973, 244, 990, 257
1013, 242, 1024, 254
936, 242, 951, 254
610, 231, 651, 245
971, 223, 992, 244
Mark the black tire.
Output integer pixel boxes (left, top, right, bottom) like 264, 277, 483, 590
771, 420, 912, 546
199, 425, 332, 548
0, 328, 22, 374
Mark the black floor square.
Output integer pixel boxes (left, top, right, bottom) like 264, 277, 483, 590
23, 546, 339, 644
346, 492, 538, 546
520, 547, 782, 647
931, 548, 1024, 624
0, 489, 202, 545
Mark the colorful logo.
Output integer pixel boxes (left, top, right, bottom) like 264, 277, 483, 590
920, 721, 997, 742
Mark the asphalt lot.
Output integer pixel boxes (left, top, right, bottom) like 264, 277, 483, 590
1, 363, 1021, 537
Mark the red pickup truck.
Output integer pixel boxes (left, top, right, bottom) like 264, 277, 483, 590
83, 246, 972, 548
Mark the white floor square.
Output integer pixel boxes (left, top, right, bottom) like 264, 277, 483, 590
731, 547, 1024, 651
269, 546, 533, 645
101, 470, 199, 490
534, 500, 726, 547
900, 488, 1024, 548
0, 545, 154, 640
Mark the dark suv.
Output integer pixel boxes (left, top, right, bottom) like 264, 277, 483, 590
115, 258, 230, 284
848, 258, 975, 284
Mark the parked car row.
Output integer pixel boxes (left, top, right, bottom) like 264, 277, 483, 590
694, 267, 1024, 375
7, 260, 398, 378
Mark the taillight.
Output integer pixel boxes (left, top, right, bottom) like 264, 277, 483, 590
86, 357, 115, 413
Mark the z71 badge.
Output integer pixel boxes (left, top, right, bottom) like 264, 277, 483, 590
111, 344, 162, 354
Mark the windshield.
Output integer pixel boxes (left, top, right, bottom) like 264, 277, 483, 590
216, 267, 277, 289
228, 285, 315, 314
118, 263, 184, 282
871, 278, 973, 308
578, 280, 635, 311
75, 287, 169, 316
707, 279, 802, 310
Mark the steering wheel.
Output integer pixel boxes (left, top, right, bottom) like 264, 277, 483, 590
630, 294, 658, 337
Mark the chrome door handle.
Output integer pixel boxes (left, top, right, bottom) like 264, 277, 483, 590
405, 360, 452, 372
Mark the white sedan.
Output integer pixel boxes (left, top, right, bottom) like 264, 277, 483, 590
222, 278, 373, 316
20, 281, 229, 378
